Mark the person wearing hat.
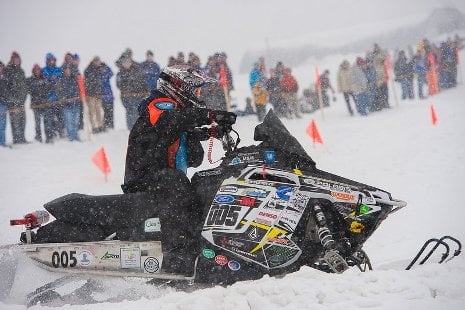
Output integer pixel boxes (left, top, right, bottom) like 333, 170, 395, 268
43, 53, 63, 141
116, 55, 148, 129
5, 51, 28, 144
0, 61, 9, 147
84, 56, 105, 133
141, 50, 161, 92
27, 64, 53, 143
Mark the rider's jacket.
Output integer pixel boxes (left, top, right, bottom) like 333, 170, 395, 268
122, 89, 211, 193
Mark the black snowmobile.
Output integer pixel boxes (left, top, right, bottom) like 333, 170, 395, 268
2, 110, 410, 305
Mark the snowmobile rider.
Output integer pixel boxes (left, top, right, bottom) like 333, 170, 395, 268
122, 65, 237, 275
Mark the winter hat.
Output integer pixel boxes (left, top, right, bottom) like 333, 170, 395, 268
356, 57, 365, 66
32, 64, 42, 77
46, 53, 56, 62
11, 51, 20, 58
146, 50, 154, 56
72, 53, 80, 60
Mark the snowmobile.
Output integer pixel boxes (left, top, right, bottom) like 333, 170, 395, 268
1, 110, 409, 306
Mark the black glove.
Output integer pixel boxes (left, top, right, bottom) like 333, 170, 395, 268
211, 110, 237, 125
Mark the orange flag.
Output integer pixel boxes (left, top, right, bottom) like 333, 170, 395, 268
306, 119, 323, 144
77, 74, 86, 102
92, 147, 111, 178
430, 104, 438, 125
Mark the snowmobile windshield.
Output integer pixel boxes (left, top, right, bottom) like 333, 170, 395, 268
254, 110, 316, 168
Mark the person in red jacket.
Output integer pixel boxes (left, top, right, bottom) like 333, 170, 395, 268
280, 67, 301, 118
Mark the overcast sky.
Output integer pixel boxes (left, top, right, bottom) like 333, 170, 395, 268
1, 0, 464, 73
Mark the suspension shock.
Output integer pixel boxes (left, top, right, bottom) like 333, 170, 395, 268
312, 204, 349, 273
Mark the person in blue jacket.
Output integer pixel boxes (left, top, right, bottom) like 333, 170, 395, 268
42, 53, 62, 141
249, 62, 265, 90
57, 64, 82, 141
141, 50, 161, 92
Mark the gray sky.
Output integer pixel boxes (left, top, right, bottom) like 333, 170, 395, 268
1, 0, 464, 72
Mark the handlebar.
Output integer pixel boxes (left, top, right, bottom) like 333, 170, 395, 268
189, 124, 240, 152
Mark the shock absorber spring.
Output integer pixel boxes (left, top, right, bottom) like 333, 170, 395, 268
314, 205, 335, 249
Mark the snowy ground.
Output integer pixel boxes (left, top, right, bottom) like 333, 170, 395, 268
1, 56, 465, 309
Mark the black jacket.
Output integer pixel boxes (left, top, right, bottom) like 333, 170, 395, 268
5, 64, 27, 108
27, 76, 51, 107
122, 90, 212, 193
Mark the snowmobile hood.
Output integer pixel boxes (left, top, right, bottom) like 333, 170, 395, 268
254, 110, 316, 168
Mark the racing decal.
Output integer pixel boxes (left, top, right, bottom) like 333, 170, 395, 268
206, 205, 242, 227
230, 157, 242, 165
248, 226, 259, 240
265, 245, 300, 268
143, 257, 160, 273
244, 188, 267, 198
120, 248, 141, 269
302, 178, 352, 193
78, 250, 93, 267
155, 101, 175, 110
350, 221, 365, 233
202, 248, 216, 259
276, 186, 293, 201
51, 250, 78, 268
264, 150, 276, 164
289, 192, 310, 212
215, 255, 228, 266
239, 196, 256, 207
215, 194, 235, 204
101, 251, 120, 260
219, 236, 246, 248
144, 218, 161, 232
228, 260, 241, 271
196, 169, 222, 177
219, 185, 238, 193
331, 191, 355, 201
359, 204, 370, 214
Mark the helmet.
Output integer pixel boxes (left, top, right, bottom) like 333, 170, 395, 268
157, 65, 216, 108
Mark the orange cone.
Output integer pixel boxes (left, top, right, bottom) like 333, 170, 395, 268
430, 104, 438, 126
306, 119, 323, 144
92, 147, 111, 181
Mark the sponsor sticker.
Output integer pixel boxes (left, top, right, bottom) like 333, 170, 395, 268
219, 185, 238, 193
202, 248, 216, 259
215, 195, 235, 204
143, 257, 160, 273
78, 250, 93, 267
215, 255, 228, 266
120, 248, 141, 269
228, 260, 241, 271
248, 227, 259, 240
276, 186, 292, 201
100, 251, 120, 260
240, 196, 256, 207
245, 189, 267, 198
350, 221, 365, 233
359, 204, 370, 214
331, 191, 355, 201
230, 157, 242, 165
197, 169, 222, 177
144, 218, 161, 232
264, 150, 276, 164
155, 101, 175, 110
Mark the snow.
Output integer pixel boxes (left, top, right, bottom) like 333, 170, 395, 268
2, 1, 465, 308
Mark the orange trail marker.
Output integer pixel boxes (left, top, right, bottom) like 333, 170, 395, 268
430, 104, 438, 125
92, 147, 111, 181
306, 119, 323, 145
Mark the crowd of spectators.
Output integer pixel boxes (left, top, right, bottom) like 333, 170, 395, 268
0, 35, 463, 148
0, 49, 234, 147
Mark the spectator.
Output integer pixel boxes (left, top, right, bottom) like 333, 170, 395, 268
0, 61, 8, 147
252, 79, 268, 122
337, 60, 355, 116
116, 55, 148, 130
280, 67, 300, 119
372, 44, 390, 110
167, 56, 176, 67
218, 52, 234, 91
187, 52, 202, 72
413, 50, 427, 99
42, 53, 63, 140
27, 64, 53, 143
351, 57, 370, 116
365, 57, 377, 112
176, 52, 185, 65
302, 85, 319, 113
141, 50, 161, 92
5, 52, 28, 144
201, 56, 225, 110
57, 64, 82, 141
266, 69, 285, 117
100, 59, 114, 129
319, 70, 335, 107
84, 56, 105, 133
249, 62, 265, 90
394, 50, 414, 100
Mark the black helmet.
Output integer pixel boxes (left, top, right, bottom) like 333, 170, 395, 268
157, 65, 216, 108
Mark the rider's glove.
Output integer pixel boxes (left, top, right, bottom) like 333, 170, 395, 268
211, 110, 237, 125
